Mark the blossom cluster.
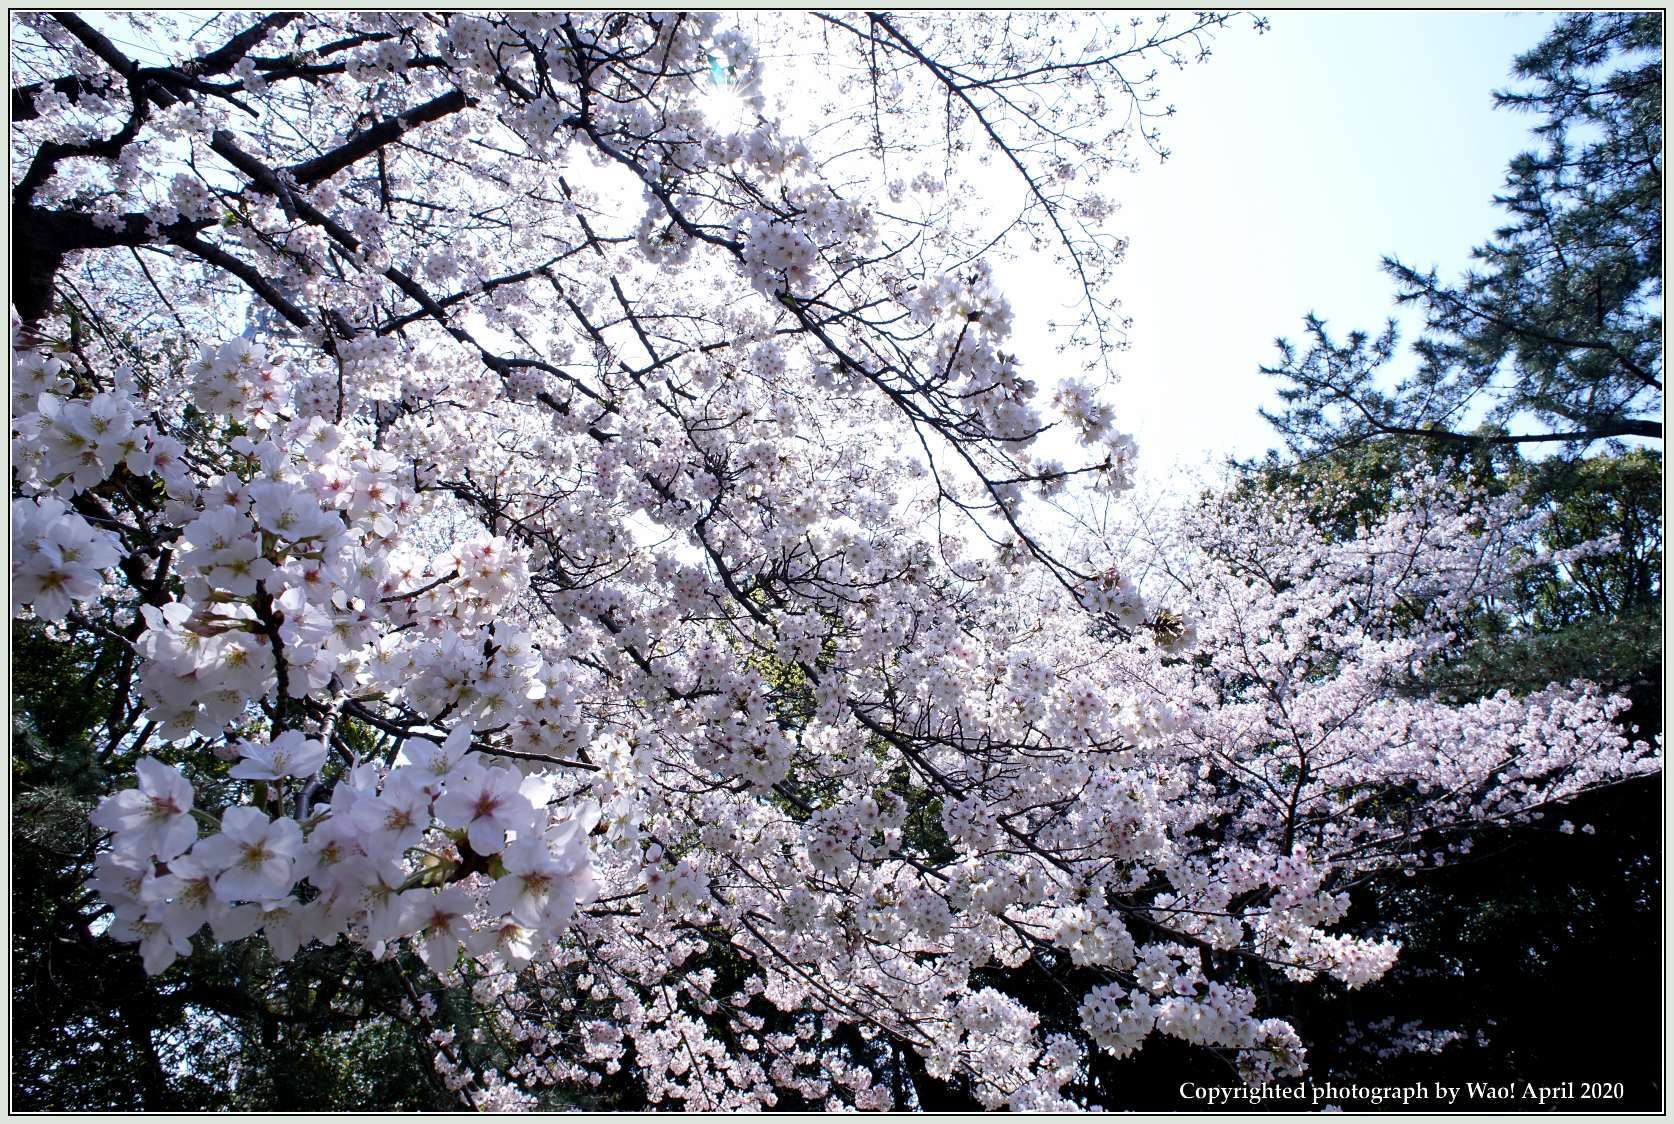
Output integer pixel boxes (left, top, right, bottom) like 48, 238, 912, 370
89, 727, 598, 977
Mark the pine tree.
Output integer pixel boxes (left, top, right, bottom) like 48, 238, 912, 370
1265, 13, 1662, 456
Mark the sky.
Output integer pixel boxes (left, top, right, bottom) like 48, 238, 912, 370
1006, 10, 1565, 488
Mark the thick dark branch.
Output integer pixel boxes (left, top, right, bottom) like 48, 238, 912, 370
1276, 401, 1663, 450
15, 14, 297, 121
169, 232, 314, 331
12, 73, 112, 121
1402, 418, 1663, 445
287, 89, 470, 186
14, 18, 158, 206
51, 14, 142, 81
12, 207, 213, 324
184, 13, 302, 78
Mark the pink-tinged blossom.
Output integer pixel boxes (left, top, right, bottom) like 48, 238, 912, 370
402, 887, 475, 972
11, 497, 121, 622
24, 10, 1654, 1107
194, 807, 305, 903
358, 861, 422, 954
487, 835, 574, 928
86, 850, 149, 914
180, 505, 273, 598
432, 761, 536, 856
140, 851, 234, 944
108, 911, 196, 976
254, 898, 314, 962
395, 724, 474, 789
247, 479, 343, 543
91, 756, 198, 860
468, 919, 540, 970
351, 771, 434, 854
228, 730, 329, 782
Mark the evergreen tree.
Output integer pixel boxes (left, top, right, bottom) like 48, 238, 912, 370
1264, 13, 1662, 456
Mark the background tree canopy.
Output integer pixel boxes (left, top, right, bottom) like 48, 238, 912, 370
1246, 10, 1661, 1108
1262, 12, 1661, 455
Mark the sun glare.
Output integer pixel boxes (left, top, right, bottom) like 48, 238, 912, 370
700, 82, 750, 130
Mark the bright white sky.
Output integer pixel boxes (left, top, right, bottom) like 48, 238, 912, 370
1005, 9, 1565, 490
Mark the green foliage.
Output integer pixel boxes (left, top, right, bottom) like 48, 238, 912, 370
1264, 12, 1662, 456
1512, 449, 1662, 627
1441, 448, 1662, 704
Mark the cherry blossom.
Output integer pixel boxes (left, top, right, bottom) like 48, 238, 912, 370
432, 761, 539, 857
228, 731, 329, 782
11, 497, 122, 622
90, 757, 197, 861
10, 9, 1653, 1111
193, 807, 306, 903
